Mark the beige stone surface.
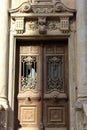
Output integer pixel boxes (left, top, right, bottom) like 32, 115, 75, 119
11, 0, 76, 9
76, 0, 87, 98
0, 0, 9, 109
61, 0, 76, 9
6, 0, 87, 130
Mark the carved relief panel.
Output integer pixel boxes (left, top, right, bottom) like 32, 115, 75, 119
9, 0, 76, 36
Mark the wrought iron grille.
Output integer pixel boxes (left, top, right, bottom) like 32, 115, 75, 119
21, 56, 37, 90
47, 56, 64, 91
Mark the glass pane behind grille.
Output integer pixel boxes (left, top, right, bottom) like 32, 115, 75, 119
47, 56, 64, 91
21, 56, 37, 90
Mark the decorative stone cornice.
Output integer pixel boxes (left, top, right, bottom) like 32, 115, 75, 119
9, 0, 76, 35
9, 0, 75, 14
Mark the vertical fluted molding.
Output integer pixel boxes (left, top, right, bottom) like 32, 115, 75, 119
76, 1, 87, 129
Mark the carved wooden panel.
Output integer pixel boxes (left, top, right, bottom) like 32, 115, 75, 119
18, 99, 41, 127
15, 40, 69, 130
43, 41, 68, 130
44, 103, 67, 126
20, 106, 37, 124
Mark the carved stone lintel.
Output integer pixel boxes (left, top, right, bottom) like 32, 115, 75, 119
9, 0, 76, 35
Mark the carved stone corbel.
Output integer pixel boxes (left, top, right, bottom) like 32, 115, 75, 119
60, 17, 69, 33
15, 17, 24, 34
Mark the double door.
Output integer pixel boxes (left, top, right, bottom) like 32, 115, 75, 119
14, 40, 69, 130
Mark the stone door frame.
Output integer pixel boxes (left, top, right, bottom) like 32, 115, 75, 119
8, 1, 76, 130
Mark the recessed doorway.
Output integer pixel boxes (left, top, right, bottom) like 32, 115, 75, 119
14, 39, 69, 130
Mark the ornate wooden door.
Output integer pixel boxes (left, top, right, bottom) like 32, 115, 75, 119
14, 40, 69, 130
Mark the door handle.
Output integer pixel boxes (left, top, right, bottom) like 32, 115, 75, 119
25, 96, 41, 101
53, 94, 58, 100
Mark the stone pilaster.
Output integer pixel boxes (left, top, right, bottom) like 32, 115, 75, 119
0, 1, 9, 130
0, 0, 9, 110
76, 0, 87, 129
76, 0, 87, 99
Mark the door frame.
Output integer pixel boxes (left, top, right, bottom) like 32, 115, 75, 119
8, 35, 76, 130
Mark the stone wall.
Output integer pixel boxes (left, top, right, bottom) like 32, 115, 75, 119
1, 0, 87, 130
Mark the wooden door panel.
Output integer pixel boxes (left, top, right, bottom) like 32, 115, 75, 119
15, 40, 69, 130
43, 42, 68, 130
43, 100, 68, 126
17, 44, 42, 130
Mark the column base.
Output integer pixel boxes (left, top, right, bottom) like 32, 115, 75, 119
0, 97, 8, 111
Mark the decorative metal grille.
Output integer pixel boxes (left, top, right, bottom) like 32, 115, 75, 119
21, 56, 37, 90
47, 56, 64, 91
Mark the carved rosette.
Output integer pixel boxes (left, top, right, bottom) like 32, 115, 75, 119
9, 0, 76, 35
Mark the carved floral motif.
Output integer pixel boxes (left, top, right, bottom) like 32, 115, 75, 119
32, 7, 53, 13
26, 21, 38, 31
47, 20, 60, 31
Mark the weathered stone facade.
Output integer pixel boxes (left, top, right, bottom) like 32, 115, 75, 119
0, 0, 87, 130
